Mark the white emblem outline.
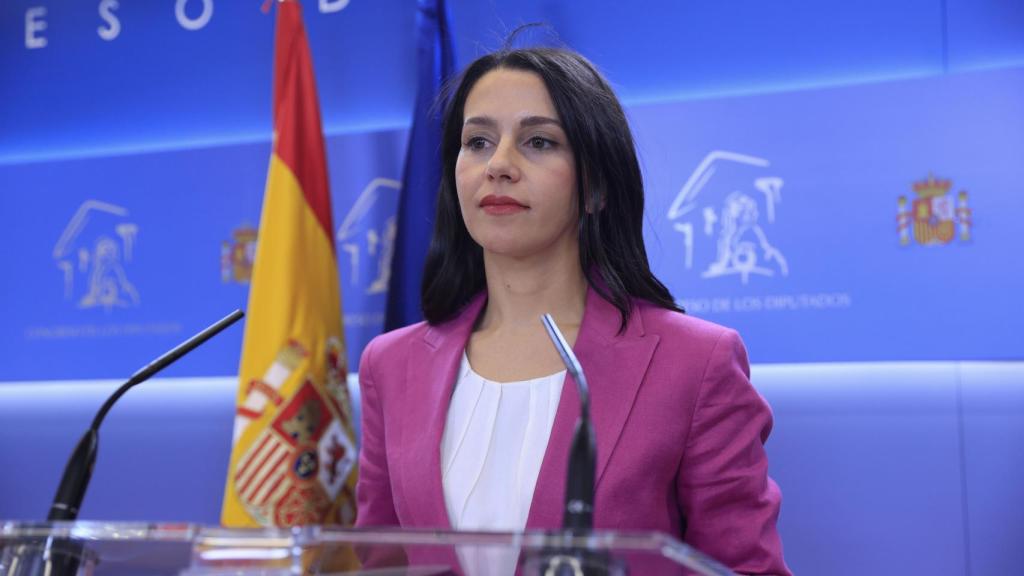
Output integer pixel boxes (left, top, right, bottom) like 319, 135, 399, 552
668, 151, 788, 284
336, 177, 401, 295
53, 200, 140, 309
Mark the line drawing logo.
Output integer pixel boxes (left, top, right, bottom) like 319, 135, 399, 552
335, 177, 401, 295
668, 151, 788, 284
53, 200, 140, 310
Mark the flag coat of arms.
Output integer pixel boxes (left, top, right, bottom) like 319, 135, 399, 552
222, 0, 357, 527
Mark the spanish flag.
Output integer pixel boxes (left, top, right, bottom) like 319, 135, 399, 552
222, 0, 357, 528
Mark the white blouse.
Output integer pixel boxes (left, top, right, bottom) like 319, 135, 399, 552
441, 353, 565, 574
442, 353, 566, 529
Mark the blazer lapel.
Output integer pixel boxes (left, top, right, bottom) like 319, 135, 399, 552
526, 288, 659, 529
397, 294, 486, 529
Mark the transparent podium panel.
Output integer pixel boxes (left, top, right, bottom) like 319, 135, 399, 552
1, 522, 737, 576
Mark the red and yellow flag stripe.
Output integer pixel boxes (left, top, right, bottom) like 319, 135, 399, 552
222, 0, 357, 528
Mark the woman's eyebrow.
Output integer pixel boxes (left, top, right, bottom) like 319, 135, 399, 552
463, 116, 496, 128
462, 115, 562, 129
519, 115, 561, 128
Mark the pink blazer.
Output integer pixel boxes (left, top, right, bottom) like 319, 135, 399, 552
355, 287, 790, 575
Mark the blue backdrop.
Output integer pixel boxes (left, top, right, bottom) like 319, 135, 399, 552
1, 0, 1023, 379
2, 66, 1022, 379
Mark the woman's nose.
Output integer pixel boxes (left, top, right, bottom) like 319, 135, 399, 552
485, 139, 521, 182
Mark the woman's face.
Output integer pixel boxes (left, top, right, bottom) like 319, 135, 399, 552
455, 68, 578, 261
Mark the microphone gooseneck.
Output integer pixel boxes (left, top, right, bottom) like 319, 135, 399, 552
47, 308, 244, 522
541, 313, 597, 533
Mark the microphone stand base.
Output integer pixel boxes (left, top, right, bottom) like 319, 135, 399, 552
520, 546, 625, 576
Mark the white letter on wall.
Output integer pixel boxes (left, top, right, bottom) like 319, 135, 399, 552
25, 7, 47, 49
98, 0, 121, 41
320, 0, 350, 14
175, 0, 213, 31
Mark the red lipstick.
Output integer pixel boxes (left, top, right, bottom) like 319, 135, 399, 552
480, 195, 528, 215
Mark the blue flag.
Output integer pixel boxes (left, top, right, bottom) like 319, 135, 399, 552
385, 0, 456, 330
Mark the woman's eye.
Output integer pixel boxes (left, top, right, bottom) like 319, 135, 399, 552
464, 137, 488, 150
527, 136, 554, 149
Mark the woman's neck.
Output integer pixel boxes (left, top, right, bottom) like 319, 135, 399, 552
478, 249, 587, 333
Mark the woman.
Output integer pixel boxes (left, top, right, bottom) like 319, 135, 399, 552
356, 46, 790, 576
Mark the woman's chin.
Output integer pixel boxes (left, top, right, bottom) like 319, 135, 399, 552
478, 241, 578, 265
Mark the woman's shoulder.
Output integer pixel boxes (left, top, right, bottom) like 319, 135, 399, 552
634, 299, 740, 347
633, 301, 754, 403
359, 320, 431, 370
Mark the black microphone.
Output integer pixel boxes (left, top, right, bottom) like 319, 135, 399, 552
522, 314, 620, 576
541, 313, 597, 533
47, 308, 244, 522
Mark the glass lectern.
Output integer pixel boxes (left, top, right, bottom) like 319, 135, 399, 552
1, 521, 737, 576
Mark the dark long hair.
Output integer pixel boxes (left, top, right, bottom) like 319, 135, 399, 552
421, 47, 681, 330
